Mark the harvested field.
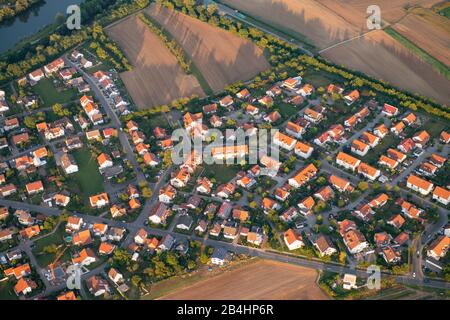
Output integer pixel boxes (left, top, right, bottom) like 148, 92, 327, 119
146, 4, 270, 93
159, 260, 329, 300
322, 30, 450, 104
222, 0, 360, 48
106, 15, 205, 109
392, 8, 450, 67
221, 0, 450, 104
317, 0, 441, 26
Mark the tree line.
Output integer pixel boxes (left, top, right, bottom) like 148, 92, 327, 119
0, 0, 43, 24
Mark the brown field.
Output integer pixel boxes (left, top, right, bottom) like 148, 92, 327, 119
317, 0, 441, 26
221, 0, 450, 104
105, 15, 205, 109
322, 30, 450, 104
392, 8, 450, 67
146, 4, 270, 93
222, 0, 360, 48
158, 260, 329, 300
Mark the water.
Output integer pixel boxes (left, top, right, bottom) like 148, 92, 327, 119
0, 0, 83, 54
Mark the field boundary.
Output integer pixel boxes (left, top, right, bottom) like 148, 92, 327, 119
139, 12, 214, 96
384, 27, 450, 80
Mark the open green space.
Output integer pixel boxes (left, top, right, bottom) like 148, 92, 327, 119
32, 78, 79, 108
71, 147, 105, 196
277, 102, 298, 119
32, 223, 70, 268
202, 164, 241, 184
0, 281, 18, 300
421, 117, 448, 139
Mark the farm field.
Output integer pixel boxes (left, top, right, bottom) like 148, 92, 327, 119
392, 8, 450, 67
220, 0, 450, 104
321, 30, 450, 104
105, 15, 205, 109
158, 260, 329, 300
146, 4, 270, 94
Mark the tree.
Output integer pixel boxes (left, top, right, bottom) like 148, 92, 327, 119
24, 116, 36, 129
357, 181, 369, 191
131, 275, 142, 287
199, 253, 209, 264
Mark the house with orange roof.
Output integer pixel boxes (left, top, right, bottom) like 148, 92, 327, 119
57, 291, 77, 300
99, 242, 116, 255
159, 184, 176, 203
284, 229, 304, 250
412, 130, 430, 148
353, 203, 374, 221
440, 131, 450, 144
72, 229, 92, 246
282, 77, 302, 90
14, 278, 36, 296
286, 121, 304, 138
97, 153, 113, 170
215, 183, 236, 199
398, 199, 424, 220
432, 186, 450, 205
343, 228, 369, 254
303, 107, 323, 123
102, 127, 118, 139
427, 235, 450, 260
288, 163, 318, 188
258, 95, 273, 107
429, 154, 446, 168
72, 248, 97, 266
406, 174, 434, 195
245, 104, 259, 116
263, 110, 281, 123
351, 139, 370, 157
131, 131, 145, 145
25, 180, 44, 195
368, 193, 389, 209
89, 193, 109, 208
266, 85, 282, 97
314, 186, 334, 202
93, 223, 108, 236
343, 90, 359, 105
387, 214, 405, 229
382, 246, 401, 264
327, 84, 344, 95
4, 263, 31, 279
294, 141, 313, 159
0, 184, 17, 197
401, 113, 417, 126
298, 196, 315, 215
357, 162, 380, 181
237, 175, 257, 190
170, 168, 191, 188
159, 138, 173, 150
54, 194, 70, 207
273, 131, 297, 151
390, 122, 405, 136
44, 58, 64, 74
329, 175, 353, 193
360, 132, 380, 148
298, 83, 314, 97
19, 225, 40, 239
262, 197, 279, 213
86, 129, 101, 141
135, 143, 149, 156
196, 177, 213, 194
418, 162, 437, 176
143, 152, 159, 167
129, 198, 141, 210
126, 120, 139, 132
387, 148, 407, 162
373, 124, 389, 138
274, 187, 290, 201
66, 216, 83, 232
219, 95, 233, 108
236, 88, 251, 99
378, 155, 398, 170
12, 132, 30, 145
29, 68, 45, 82
336, 152, 361, 171
344, 115, 358, 128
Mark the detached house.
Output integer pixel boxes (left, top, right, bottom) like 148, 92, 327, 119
336, 152, 361, 171
284, 229, 304, 250
406, 174, 434, 196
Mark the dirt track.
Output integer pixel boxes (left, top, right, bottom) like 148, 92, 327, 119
146, 4, 270, 93
106, 15, 205, 109
159, 260, 329, 300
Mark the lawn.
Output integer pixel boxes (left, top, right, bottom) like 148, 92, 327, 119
277, 102, 299, 119
32, 78, 79, 108
0, 281, 18, 300
71, 147, 105, 196
360, 134, 399, 166
202, 164, 241, 184
421, 117, 448, 139
32, 224, 70, 268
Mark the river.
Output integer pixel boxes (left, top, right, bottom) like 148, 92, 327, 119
0, 0, 83, 54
